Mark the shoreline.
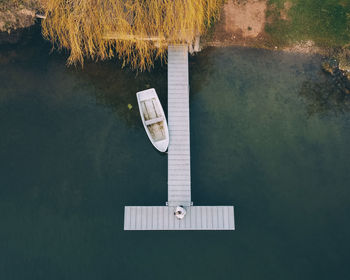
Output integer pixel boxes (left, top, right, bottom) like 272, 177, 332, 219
0, 0, 342, 56
0, 0, 349, 82
0, 22, 332, 57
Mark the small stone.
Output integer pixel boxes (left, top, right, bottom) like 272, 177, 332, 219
322, 62, 335, 75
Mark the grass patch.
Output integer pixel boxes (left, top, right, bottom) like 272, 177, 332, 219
266, 0, 350, 47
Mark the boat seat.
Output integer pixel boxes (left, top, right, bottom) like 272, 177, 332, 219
145, 116, 164, 126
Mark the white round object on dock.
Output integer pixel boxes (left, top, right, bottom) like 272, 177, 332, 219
174, 206, 186, 220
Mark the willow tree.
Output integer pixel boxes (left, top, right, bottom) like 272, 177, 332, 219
40, 0, 223, 70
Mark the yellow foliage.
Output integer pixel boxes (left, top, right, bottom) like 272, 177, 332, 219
40, 0, 223, 70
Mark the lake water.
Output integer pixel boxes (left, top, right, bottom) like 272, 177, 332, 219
1, 26, 350, 280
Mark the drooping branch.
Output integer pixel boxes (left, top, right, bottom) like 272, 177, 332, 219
40, 0, 223, 70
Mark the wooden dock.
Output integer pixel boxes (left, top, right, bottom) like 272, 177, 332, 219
124, 206, 234, 230
124, 45, 235, 230
167, 45, 192, 207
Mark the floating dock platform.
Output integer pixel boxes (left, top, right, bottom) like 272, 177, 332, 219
124, 206, 234, 230
124, 45, 235, 231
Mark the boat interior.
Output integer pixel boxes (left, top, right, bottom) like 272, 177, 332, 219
141, 98, 166, 141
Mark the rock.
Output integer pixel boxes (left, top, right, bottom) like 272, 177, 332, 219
321, 54, 350, 96
335, 48, 350, 81
19, 9, 35, 17
322, 61, 335, 75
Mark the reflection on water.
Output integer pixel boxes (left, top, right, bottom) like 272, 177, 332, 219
71, 59, 167, 127
1, 27, 350, 280
0, 25, 168, 127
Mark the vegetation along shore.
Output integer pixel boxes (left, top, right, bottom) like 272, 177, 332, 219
1, 0, 349, 81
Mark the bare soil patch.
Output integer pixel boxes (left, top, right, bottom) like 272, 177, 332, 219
206, 0, 270, 48
224, 0, 267, 37
0, 1, 38, 33
280, 1, 293, 21
205, 0, 324, 55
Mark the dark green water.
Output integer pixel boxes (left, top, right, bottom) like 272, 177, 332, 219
1, 27, 350, 280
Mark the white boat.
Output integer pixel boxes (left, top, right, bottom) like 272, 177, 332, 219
136, 88, 169, 152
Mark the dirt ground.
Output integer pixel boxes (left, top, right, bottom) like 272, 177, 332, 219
224, 0, 267, 37
0, 1, 38, 33
207, 0, 269, 47
280, 1, 293, 21
0, 9, 35, 32
205, 0, 320, 54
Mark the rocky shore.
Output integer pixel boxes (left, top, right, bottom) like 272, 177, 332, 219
0, 0, 40, 44
0, 0, 40, 32
321, 48, 350, 95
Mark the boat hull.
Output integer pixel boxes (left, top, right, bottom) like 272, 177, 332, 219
136, 88, 169, 152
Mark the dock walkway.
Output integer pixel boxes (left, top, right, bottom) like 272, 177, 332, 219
167, 45, 191, 207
